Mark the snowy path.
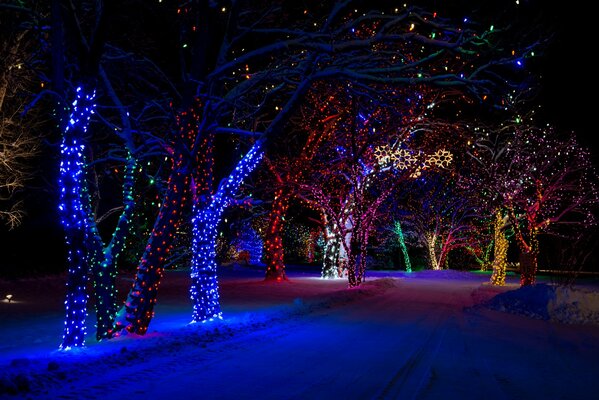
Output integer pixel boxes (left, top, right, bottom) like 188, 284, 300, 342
1, 270, 599, 399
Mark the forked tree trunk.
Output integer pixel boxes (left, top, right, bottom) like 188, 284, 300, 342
88, 155, 137, 339
190, 141, 264, 322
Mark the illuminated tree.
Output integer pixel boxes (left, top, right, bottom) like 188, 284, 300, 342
189, 140, 263, 322
0, 103, 40, 229
468, 110, 598, 286
400, 162, 480, 271
50, 0, 168, 344
392, 220, 412, 272
300, 91, 451, 286
464, 217, 494, 272
503, 124, 598, 286
466, 120, 518, 285
53, 0, 124, 348
230, 222, 264, 266
0, 1, 111, 346
0, 1, 43, 228
260, 109, 339, 281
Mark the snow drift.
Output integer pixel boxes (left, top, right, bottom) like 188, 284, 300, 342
484, 283, 599, 325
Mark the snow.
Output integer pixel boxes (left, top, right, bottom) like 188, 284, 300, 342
1, 267, 599, 399
485, 282, 599, 325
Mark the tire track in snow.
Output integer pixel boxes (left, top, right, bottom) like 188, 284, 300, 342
448, 312, 513, 400
374, 308, 448, 400
373, 283, 515, 400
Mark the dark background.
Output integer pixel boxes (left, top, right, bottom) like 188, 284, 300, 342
0, 0, 596, 277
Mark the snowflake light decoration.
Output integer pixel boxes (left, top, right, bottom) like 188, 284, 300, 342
373, 144, 452, 177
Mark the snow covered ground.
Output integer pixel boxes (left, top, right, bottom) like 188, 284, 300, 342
1, 266, 599, 399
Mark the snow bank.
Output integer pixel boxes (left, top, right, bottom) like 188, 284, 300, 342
484, 283, 599, 325
548, 286, 599, 325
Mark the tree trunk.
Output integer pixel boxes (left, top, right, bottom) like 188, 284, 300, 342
356, 228, 368, 283
190, 206, 222, 322
425, 232, 440, 270
189, 140, 264, 321
115, 165, 190, 335
394, 221, 412, 273
322, 225, 341, 279
347, 252, 359, 287
89, 155, 137, 339
480, 241, 494, 272
264, 189, 289, 281
490, 211, 508, 286
59, 136, 90, 349
437, 236, 450, 271
519, 233, 539, 286
59, 88, 96, 349
346, 220, 362, 288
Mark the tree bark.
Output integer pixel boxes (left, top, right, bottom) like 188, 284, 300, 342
394, 221, 412, 272
425, 232, 440, 270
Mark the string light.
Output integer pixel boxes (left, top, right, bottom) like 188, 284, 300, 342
89, 153, 138, 339
59, 87, 96, 349
190, 140, 264, 323
490, 211, 508, 286
118, 105, 197, 335
393, 220, 412, 272
230, 224, 263, 265
264, 189, 290, 281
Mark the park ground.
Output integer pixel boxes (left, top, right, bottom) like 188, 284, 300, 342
1, 266, 599, 399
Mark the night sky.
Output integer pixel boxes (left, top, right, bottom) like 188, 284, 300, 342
0, 0, 596, 277
538, 1, 595, 153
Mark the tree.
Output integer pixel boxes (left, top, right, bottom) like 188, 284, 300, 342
406, 173, 480, 270
0, 104, 40, 229
52, 0, 168, 345
258, 106, 340, 281
504, 124, 598, 285
299, 90, 459, 285
468, 110, 598, 286
0, 1, 43, 228
466, 119, 518, 286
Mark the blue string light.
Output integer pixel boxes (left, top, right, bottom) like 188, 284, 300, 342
190, 140, 264, 323
59, 87, 96, 349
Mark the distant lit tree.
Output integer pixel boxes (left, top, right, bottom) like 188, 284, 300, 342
407, 174, 480, 270
504, 124, 598, 286
468, 113, 598, 286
